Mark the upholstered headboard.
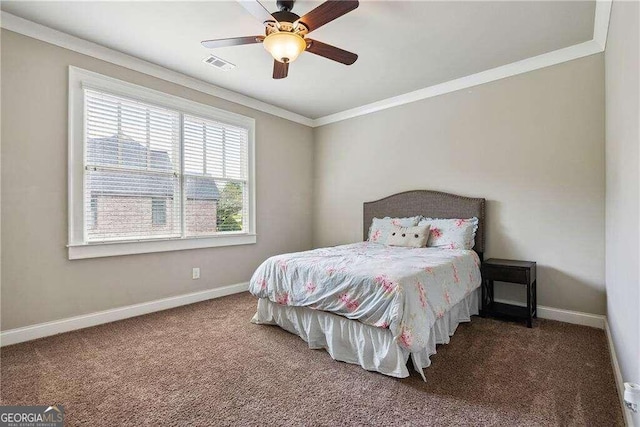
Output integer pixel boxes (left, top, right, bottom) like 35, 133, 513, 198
363, 190, 486, 256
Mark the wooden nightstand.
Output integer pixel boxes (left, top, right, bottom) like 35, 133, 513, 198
481, 259, 537, 328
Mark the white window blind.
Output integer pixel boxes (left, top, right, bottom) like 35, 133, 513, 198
83, 88, 250, 243
183, 115, 249, 235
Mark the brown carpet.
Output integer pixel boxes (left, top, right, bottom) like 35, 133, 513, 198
1, 292, 622, 426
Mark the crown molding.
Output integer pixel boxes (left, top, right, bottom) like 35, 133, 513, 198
593, 0, 613, 50
313, 40, 603, 127
0, 12, 314, 127
1, 1, 612, 129
312, 0, 612, 127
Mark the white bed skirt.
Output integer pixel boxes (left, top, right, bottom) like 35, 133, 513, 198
251, 288, 480, 380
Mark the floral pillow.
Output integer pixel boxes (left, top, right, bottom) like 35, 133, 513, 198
368, 216, 420, 244
418, 217, 479, 250
387, 224, 431, 248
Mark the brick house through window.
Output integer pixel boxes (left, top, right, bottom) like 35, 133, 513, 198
86, 135, 219, 240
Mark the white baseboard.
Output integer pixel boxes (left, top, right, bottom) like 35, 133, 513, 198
2, 291, 604, 347
0, 282, 249, 347
536, 305, 605, 329
605, 319, 635, 427
493, 298, 606, 329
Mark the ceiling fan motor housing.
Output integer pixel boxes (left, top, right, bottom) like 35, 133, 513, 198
271, 11, 301, 26
276, 0, 295, 12
266, 12, 308, 37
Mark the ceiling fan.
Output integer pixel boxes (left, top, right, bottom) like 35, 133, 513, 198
201, 0, 359, 79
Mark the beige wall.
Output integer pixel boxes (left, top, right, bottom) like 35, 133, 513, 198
605, 0, 639, 418
0, 30, 314, 330
313, 54, 606, 315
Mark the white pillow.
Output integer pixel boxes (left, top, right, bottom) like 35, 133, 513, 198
418, 217, 479, 250
368, 216, 420, 244
387, 224, 431, 248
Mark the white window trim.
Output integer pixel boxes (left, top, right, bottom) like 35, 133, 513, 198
68, 66, 256, 260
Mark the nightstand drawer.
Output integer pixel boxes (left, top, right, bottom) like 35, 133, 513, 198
482, 264, 528, 284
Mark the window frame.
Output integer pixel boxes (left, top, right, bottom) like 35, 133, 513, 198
68, 67, 256, 260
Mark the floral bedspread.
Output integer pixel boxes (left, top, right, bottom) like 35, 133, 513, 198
249, 242, 481, 352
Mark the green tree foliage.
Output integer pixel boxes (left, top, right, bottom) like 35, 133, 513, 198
217, 182, 243, 231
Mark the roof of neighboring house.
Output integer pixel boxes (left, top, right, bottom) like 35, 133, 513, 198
87, 135, 220, 200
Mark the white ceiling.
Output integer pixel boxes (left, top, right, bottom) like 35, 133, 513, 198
1, 1, 596, 119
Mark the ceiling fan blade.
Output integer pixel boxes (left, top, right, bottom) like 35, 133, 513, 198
305, 39, 358, 65
201, 36, 264, 49
237, 0, 278, 25
273, 60, 289, 79
297, 1, 359, 33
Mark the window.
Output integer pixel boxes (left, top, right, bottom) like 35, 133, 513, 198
152, 198, 167, 226
183, 115, 248, 235
68, 67, 255, 259
84, 89, 181, 241
88, 197, 98, 229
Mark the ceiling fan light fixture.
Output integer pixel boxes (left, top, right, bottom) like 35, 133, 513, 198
263, 31, 306, 63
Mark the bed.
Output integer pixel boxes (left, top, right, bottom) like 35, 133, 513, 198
249, 190, 486, 380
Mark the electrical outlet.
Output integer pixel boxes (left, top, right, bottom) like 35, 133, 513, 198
192, 267, 200, 280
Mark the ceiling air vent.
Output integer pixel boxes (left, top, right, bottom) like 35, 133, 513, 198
202, 55, 236, 71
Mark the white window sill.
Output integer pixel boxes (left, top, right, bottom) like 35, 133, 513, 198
68, 234, 257, 260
